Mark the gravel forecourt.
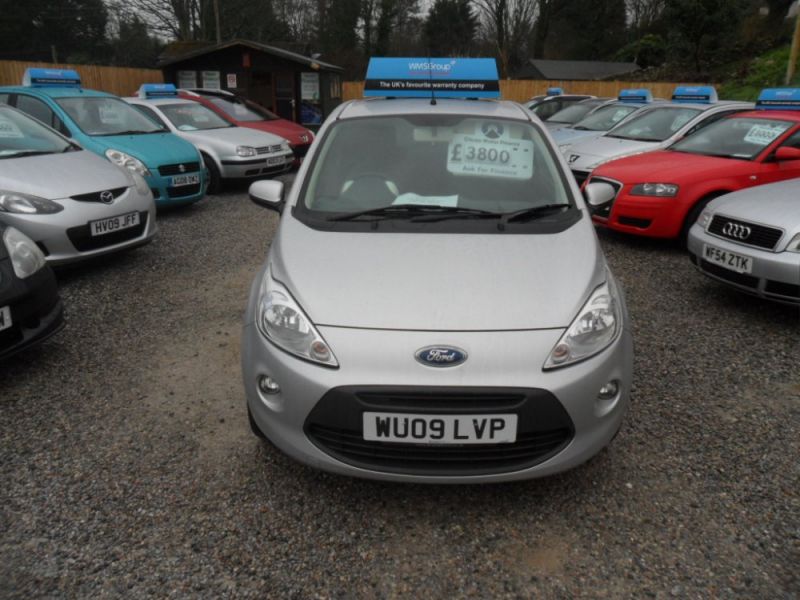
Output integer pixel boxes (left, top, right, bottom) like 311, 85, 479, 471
1, 176, 798, 598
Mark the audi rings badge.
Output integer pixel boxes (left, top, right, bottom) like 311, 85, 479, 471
722, 222, 752, 240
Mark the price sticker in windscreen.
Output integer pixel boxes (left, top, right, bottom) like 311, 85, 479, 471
744, 123, 788, 146
447, 121, 534, 180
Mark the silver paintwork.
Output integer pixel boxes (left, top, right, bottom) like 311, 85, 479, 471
125, 97, 294, 179
241, 98, 634, 482
688, 179, 800, 304
0, 148, 156, 265
565, 102, 753, 173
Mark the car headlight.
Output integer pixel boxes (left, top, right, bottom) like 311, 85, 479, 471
256, 268, 338, 367
786, 232, 800, 253
280, 141, 291, 152
2, 226, 46, 278
236, 146, 257, 157
630, 183, 679, 197
130, 172, 151, 196
696, 207, 714, 229
105, 149, 151, 177
544, 275, 622, 370
0, 190, 63, 214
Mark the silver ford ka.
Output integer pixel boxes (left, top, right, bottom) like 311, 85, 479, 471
241, 62, 633, 483
0, 105, 156, 265
688, 178, 800, 305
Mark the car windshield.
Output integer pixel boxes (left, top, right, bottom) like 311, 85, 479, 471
670, 116, 794, 160
547, 101, 605, 124
208, 97, 279, 122
0, 107, 72, 157
57, 97, 166, 136
572, 104, 638, 131
607, 106, 701, 141
301, 114, 569, 216
159, 102, 233, 130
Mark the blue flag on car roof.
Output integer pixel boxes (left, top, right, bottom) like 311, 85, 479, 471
671, 86, 717, 104
22, 68, 81, 88
756, 88, 800, 110
138, 83, 178, 98
546, 87, 563, 96
617, 88, 652, 103
363, 58, 500, 99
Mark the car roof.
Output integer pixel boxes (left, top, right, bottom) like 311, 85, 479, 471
0, 86, 113, 99
730, 109, 800, 122
337, 98, 532, 121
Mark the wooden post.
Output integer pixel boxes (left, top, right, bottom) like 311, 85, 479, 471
788, 2, 800, 85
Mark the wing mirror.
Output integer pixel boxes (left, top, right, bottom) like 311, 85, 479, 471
249, 180, 285, 213
583, 182, 616, 207
774, 146, 800, 162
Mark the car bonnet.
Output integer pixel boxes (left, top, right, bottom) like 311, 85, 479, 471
83, 132, 198, 168
707, 179, 800, 230
0, 150, 131, 199
269, 213, 605, 331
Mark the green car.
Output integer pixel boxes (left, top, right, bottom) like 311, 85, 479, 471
0, 69, 206, 207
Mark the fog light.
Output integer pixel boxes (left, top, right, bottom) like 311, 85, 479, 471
598, 380, 619, 400
258, 375, 280, 395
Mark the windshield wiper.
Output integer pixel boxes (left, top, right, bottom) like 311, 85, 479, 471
328, 204, 497, 222
99, 129, 163, 136
500, 204, 571, 225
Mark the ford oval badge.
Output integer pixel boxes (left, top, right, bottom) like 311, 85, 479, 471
415, 346, 468, 368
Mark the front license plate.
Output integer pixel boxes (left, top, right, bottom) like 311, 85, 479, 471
266, 156, 285, 167
703, 243, 752, 274
171, 174, 200, 187
0, 306, 11, 332
362, 412, 518, 445
89, 212, 140, 237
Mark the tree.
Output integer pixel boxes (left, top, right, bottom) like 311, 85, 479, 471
474, 0, 537, 76
107, 12, 164, 68
545, 0, 627, 60
424, 0, 478, 56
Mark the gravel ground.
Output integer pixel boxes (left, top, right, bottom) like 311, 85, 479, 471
1, 178, 798, 598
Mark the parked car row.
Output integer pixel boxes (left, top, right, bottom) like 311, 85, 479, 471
553, 86, 800, 306
0, 69, 314, 360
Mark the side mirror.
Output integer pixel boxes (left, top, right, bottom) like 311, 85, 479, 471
583, 182, 616, 207
249, 180, 285, 213
774, 146, 800, 162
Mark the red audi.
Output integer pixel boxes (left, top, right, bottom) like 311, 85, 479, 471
584, 90, 800, 243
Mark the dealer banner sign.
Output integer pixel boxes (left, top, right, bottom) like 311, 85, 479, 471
364, 57, 500, 99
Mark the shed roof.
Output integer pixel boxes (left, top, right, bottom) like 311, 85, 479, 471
515, 60, 639, 81
158, 39, 343, 72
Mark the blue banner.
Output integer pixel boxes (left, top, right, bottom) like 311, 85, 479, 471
23, 68, 81, 88
139, 83, 178, 98
364, 58, 500, 99
671, 86, 717, 104
757, 88, 800, 110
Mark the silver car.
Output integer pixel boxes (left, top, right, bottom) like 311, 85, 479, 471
688, 179, 800, 305
0, 105, 156, 265
566, 100, 752, 186
241, 93, 633, 483
126, 89, 293, 193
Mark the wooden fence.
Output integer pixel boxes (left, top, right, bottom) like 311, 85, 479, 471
0, 60, 163, 97
343, 79, 701, 103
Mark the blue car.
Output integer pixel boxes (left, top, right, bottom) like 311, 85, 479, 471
0, 69, 206, 207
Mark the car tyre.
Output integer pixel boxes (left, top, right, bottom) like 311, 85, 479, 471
202, 153, 223, 194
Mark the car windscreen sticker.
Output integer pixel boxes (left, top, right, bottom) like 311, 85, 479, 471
447, 122, 534, 180
393, 193, 458, 207
743, 123, 789, 146
611, 109, 631, 123
0, 117, 23, 138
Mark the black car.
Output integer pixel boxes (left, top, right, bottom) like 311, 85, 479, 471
0, 224, 63, 360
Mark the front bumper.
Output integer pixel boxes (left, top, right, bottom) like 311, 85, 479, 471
242, 324, 633, 483
0, 191, 158, 266
0, 261, 64, 360
589, 183, 686, 239
219, 152, 294, 179
688, 224, 800, 304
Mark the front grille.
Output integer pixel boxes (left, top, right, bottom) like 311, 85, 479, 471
708, 215, 783, 250
70, 187, 128, 203
166, 183, 201, 198
256, 144, 283, 155
304, 386, 574, 476
66, 212, 148, 251
699, 259, 759, 289
618, 216, 651, 228
158, 162, 201, 176
765, 280, 800, 300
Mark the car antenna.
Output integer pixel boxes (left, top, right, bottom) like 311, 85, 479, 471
428, 55, 436, 106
